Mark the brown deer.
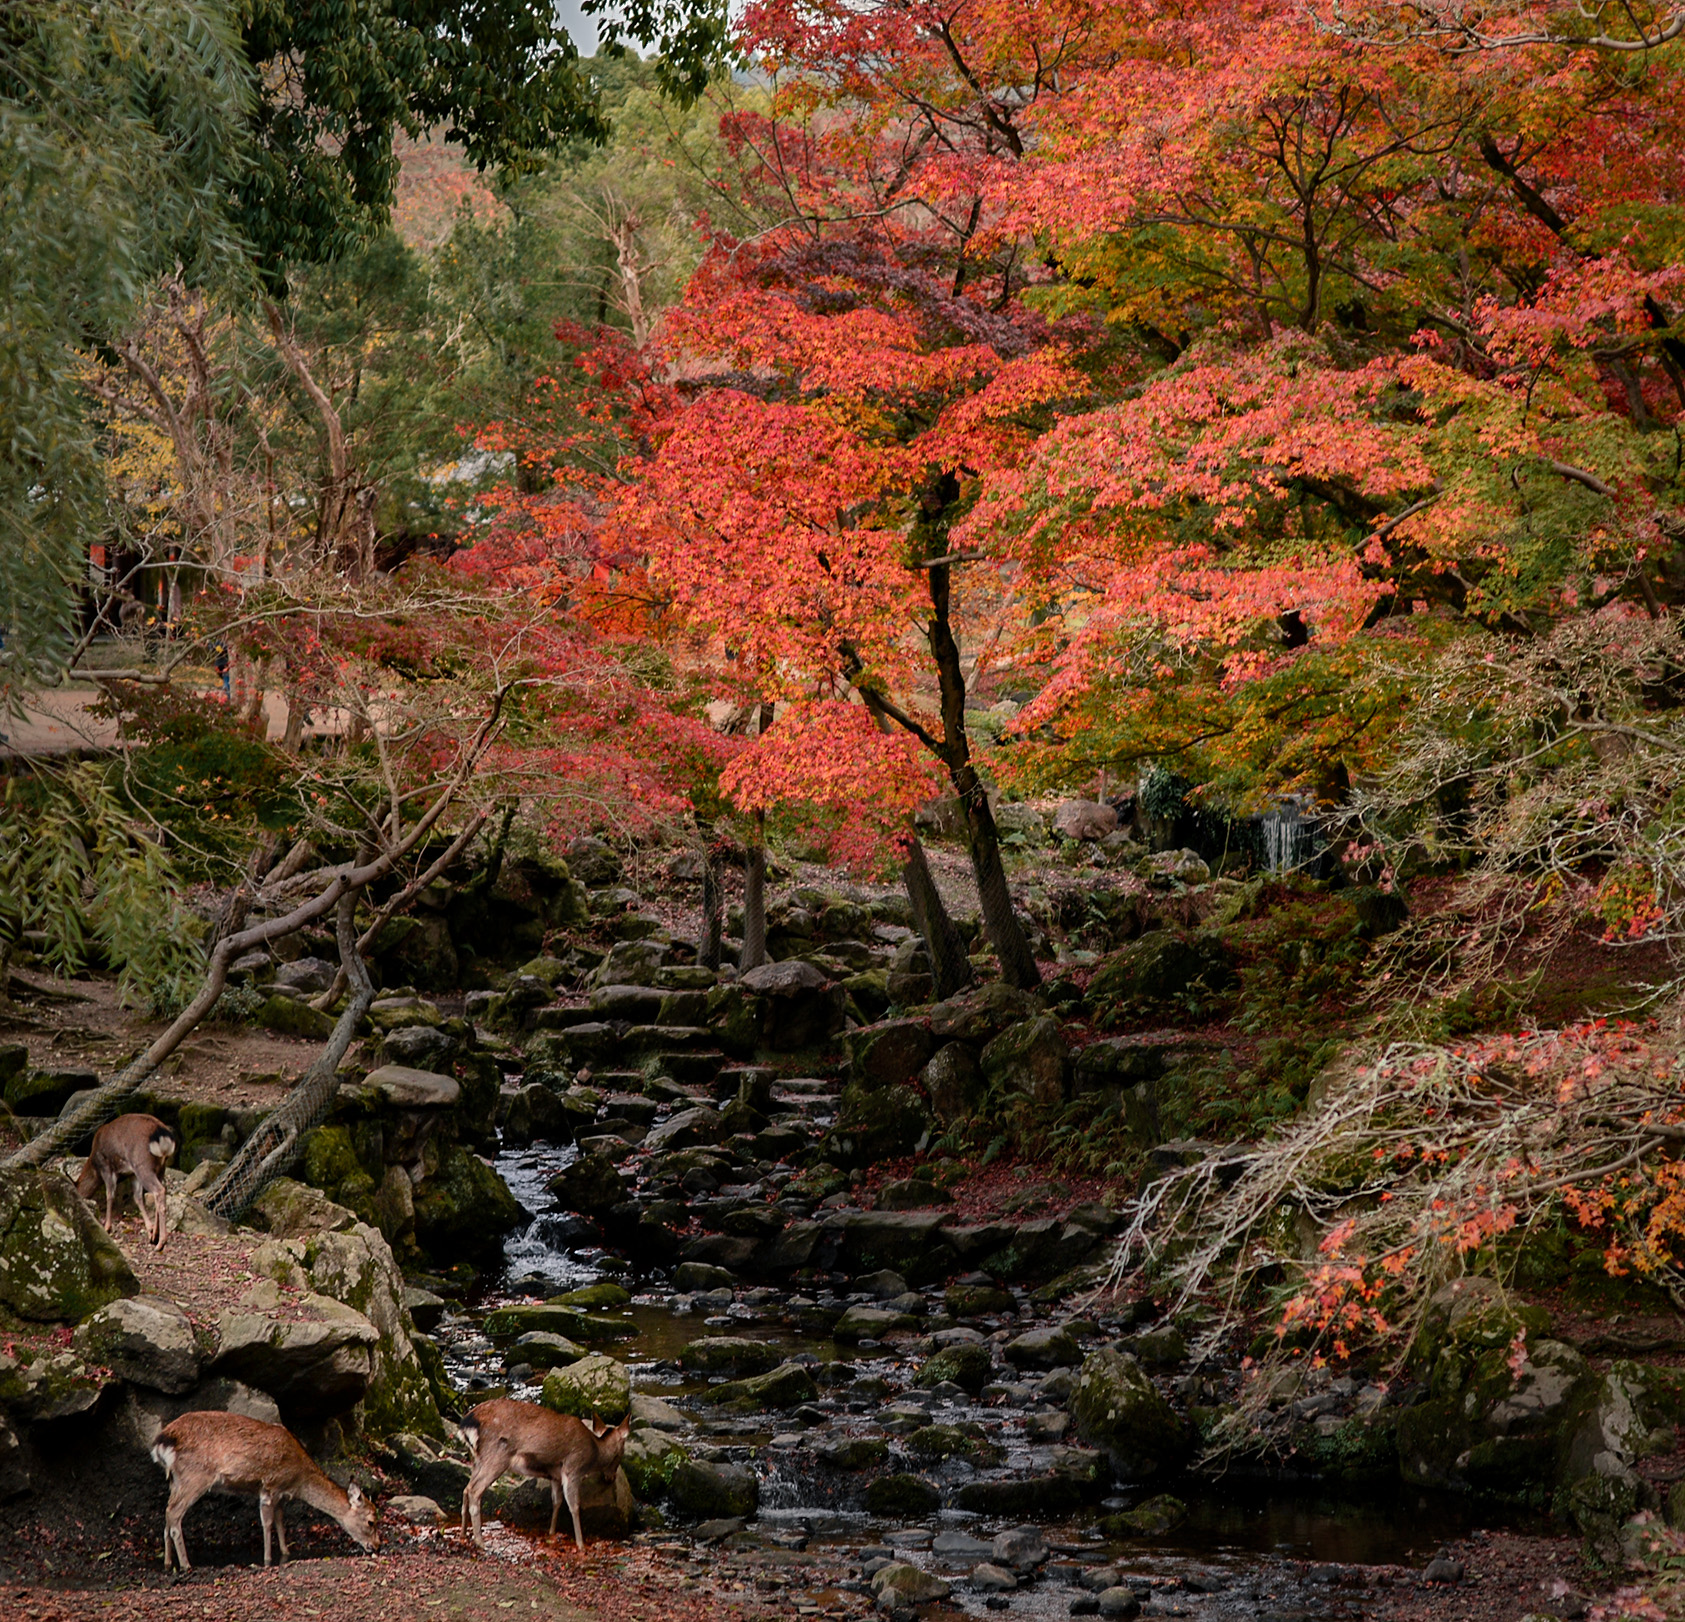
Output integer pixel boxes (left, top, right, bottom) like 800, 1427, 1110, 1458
460, 1398, 632, 1551
151, 1410, 380, 1570
75, 1112, 178, 1249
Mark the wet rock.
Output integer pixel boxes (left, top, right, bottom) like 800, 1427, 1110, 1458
411, 1143, 525, 1263
865, 1474, 942, 1517
1105, 1493, 1187, 1536
957, 1475, 1091, 1516
917, 1342, 995, 1396
981, 1017, 1072, 1109
512, 1331, 587, 1370
73, 1295, 199, 1394
1006, 1324, 1082, 1370
674, 1262, 736, 1292
819, 1436, 890, 1469
502, 1082, 575, 1147
541, 1352, 630, 1423
1097, 1589, 1142, 1619
671, 1457, 759, 1519
701, 1361, 818, 1412
0, 1164, 138, 1321
992, 1526, 1049, 1570
946, 1282, 1017, 1317
1070, 1348, 1191, 1480
679, 1337, 782, 1376
907, 1423, 1004, 1466
834, 1304, 919, 1342
644, 1106, 726, 1153
547, 1151, 628, 1215
972, 1563, 1018, 1593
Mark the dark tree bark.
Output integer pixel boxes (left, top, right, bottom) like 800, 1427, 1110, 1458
698, 843, 724, 970
741, 812, 768, 971
738, 704, 776, 971
925, 559, 1042, 989
902, 833, 974, 998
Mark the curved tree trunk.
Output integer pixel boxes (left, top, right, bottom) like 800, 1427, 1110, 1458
925, 560, 1041, 989
902, 833, 973, 999
203, 888, 376, 1220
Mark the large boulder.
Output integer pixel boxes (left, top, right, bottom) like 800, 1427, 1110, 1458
1087, 932, 1235, 1018
738, 960, 845, 1050
699, 1362, 819, 1412
828, 1080, 933, 1167
917, 1341, 995, 1396
542, 1353, 631, 1423
1053, 799, 1118, 840
643, 1106, 725, 1154
923, 1042, 985, 1124
980, 1016, 1072, 1108
242, 1185, 444, 1436
928, 982, 1043, 1045
1396, 1278, 1583, 1502
0, 1165, 137, 1321
210, 1282, 379, 1417
845, 1019, 936, 1089
411, 1143, 525, 1262
589, 939, 669, 988
823, 1211, 954, 1281
73, 1295, 200, 1394
1070, 1348, 1190, 1480
670, 1457, 759, 1519
548, 1150, 628, 1215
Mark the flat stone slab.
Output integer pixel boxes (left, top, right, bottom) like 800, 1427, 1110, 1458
361, 1065, 461, 1108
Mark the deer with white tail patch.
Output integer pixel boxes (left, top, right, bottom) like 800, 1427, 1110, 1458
151, 1410, 380, 1569
460, 1397, 631, 1550
75, 1111, 178, 1249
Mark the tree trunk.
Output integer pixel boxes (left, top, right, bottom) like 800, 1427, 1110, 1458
741, 811, 768, 971
697, 829, 724, 971
203, 886, 376, 1220
902, 834, 973, 999
925, 560, 1041, 989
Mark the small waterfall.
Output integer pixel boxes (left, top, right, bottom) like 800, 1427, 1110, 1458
496, 1143, 602, 1293
1259, 797, 1315, 874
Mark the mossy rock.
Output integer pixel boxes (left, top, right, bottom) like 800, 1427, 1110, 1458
915, 1342, 994, 1395
550, 1282, 631, 1311
622, 1429, 688, 1500
864, 1474, 941, 1516
411, 1143, 525, 1263
541, 1353, 630, 1423
0, 1165, 137, 1321
905, 1423, 1003, 1466
699, 1362, 819, 1413
945, 1283, 1016, 1317
254, 994, 337, 1040
483, 1303, 633, 1342
1288, 1415, 1398, 1484
1102, 1492, 1187, 1537
1070, 1347, 1191, 1479
679, 1337, 782, 1376
827, 1082, 933, 1167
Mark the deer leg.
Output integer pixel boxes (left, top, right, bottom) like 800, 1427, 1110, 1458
143, 1174, 167, 1248
463, 1450, 505, 1546
164, 1481, 199, 1572
102, 1171, 117, 1234
274, 1502, 289, 1562
561, 1470, 584, 1553
260, 1491, 275, 1566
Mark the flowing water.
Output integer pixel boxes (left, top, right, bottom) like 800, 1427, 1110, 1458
425, 1144, 1527, 1612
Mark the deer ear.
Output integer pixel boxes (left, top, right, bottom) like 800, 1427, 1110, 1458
348, 1484, 364, 1506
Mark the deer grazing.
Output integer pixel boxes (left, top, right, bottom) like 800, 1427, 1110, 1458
75, 1112, 178, 1250
460, 1398, 631, 1551
151, 1410, 380, 1570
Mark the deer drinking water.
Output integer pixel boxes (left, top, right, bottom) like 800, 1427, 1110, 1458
151, 1410, 380, 1570
75, 1112, 178, 1250
460, 1398, 631, 1550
